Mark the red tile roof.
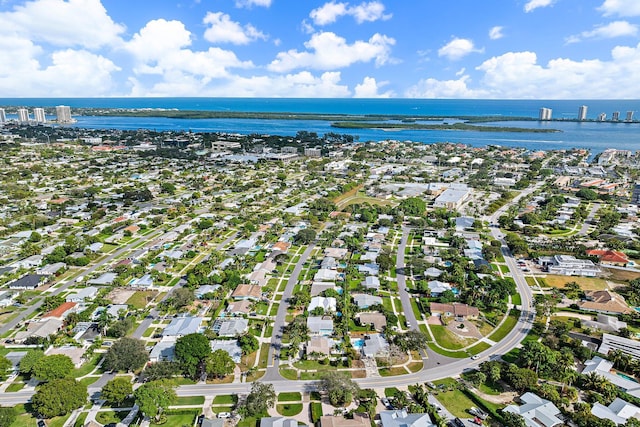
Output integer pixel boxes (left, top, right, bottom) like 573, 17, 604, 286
587, 249, 629, 264
43, 302, 77, 319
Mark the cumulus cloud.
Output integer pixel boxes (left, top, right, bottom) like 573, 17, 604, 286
235, 0, 271, 8
203, 12, 266, 45
409, 43, 640, 99
489, 26, 504, 40
438, 38, 483, 60
0, 0, 125, 49
268, 32, 395, 72
354, 77, 394, 97
566, 20, 638, 43
524, 0, 556, 13
309, 1, 391, 25
598, 0, 640, 17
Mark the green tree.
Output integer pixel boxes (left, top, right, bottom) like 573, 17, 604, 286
19, 349, 44, 376
205, 350, 236, 379
318, 372, 360, 407
238, 334, 259, 355
238, 382, 276, 417
32, 354, 74, 381
294, 228, 316, 245
29, 231, 42, 243
376, 251, 394, 272
101, 377, 133, 405
175, 333, 211, 379
103, 338, 149, 372
0, 356, 11, 381
42, 295, 65, 312
576, 188, 598, 200
394, 331, 429, 352
134, 379, 177, 422
32, 378, 87, 418
398, 197, 426, 216
160, 182, 176, 195
502, 411, 527, 427
143, 361, 180, 382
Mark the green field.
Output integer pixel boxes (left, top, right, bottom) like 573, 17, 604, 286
488, 311, 520, 342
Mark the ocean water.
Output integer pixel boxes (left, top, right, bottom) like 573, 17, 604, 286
3, 98, 640, 153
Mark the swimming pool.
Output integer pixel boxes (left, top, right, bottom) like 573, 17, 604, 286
617, 372, 638, 383
352, 338, 365, 350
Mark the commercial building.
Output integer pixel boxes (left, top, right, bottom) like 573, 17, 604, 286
433, 187, 470, 210
17, 108, 30, 123
56, 105, 72, 123
599, 333, 640, 360
539, 108, 552, 120
0, 108, 6, 124
612, 111, 620, 122
537, 255, 600, 277
626, 111, 635, 122
33, 108, 46, 123
578, 105, 588, 121
597, 113, 607, 121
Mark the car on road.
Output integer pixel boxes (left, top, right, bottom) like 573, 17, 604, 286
471, 355, 480, 360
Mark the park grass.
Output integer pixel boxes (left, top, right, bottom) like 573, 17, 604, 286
126, 290, 157, 309
175, 396, 205, 405
542, 275, 608, 290
407, 361, 423, 373
278, 392, 302, 402
430, 325, 474, 350
213, 395, 236, 405
276, 403, 303, 416
487, 310, 520, 342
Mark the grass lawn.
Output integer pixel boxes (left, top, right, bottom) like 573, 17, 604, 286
73, 412, 88, 427
432, 386, 476, 418
142, 327, 155, 337
79, 376, 99, 387
430, 325, 474, 350
384, 387, 401, 397
173, 377, 197, 385
602, 267, 640, 282
276, 403, 303, 416
213, 395, 236, 405
280, 368, 298, 380
488, 311, 520, 342
152, 410, 198, 426
96, 410, 128, 425
278, 392, 302, 402
511, 293, 522, 305
237, 416, 261, 427
379, 366, 408, 376
407, 361, 423, 373
525, 277, 539, 287
467, 341, 491, 355
73, 354, 102, 378
542, 275, 608, 290
211, 406, 234, 413
175, 396, 205, 405
126, 290, 157, 309
427, 342, 469, 358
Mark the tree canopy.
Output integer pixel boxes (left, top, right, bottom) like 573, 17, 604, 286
32, 354, 74, 382
175, 333, 211, 379
205, 350, 236, 379
101, 377, 133, 405
32, 378, 87, 419
318, 371, 360, 406
134, 379, 177, 421
238, 382, 276, 417
103, 338, 149, 372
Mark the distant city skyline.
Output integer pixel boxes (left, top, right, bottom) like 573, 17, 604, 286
0, 0, 640, 98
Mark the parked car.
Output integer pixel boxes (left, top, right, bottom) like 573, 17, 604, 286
426, 382, 436, 389
453, 418, 465, 427
218, 412, 231, 419
469, 407, 488, 420
381, 397, 393, 409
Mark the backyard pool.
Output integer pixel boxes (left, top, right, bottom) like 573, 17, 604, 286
352, 338, 365, 350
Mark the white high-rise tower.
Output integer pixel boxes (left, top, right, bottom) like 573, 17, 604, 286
33, 108, 46, 123
17, 108, 30, 123
539, 108, 552, 121
56, 105, 72, 123
578, 105, 588, 121
0, 108, 6, 124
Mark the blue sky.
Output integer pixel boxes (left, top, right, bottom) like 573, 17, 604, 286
1, 0, 639, 98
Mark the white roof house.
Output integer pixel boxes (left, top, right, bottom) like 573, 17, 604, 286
362, 333, 389, 358
591, 398, 640, 425
150, 337, 176, 362
428, 280, 451, 296
66, 286, 98, 303
503, 393, 563, 427
352, 294, 383, 309
309, 297, 337, 312
307, 316, 334, 336
363, 276, 380, 290
215, 318, 249, 337
582, 357, 640, 397
88, 272, 117, 285
380, 410, 434, 427
210, 339, 243, 363
162, 317, 203, 337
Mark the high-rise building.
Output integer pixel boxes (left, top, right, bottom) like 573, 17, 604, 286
0, 108, 6, 124
539, 108, 552, 120
626, 111, 635, 122
56, 105, 72, 123
33, 108, 46, 123
17, 108, 30, 123
578, 105, 588, 121
597, 113, 607, 121
612, 111, 620, 122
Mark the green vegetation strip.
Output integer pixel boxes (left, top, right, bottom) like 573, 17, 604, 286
278, 392, 302, 402
213, 395, 236, 405
175, 396, 205, 405
427, 342, 469, 358
276, 403, 303, 416
467, 341, 492, 355
487, 310, 520, 342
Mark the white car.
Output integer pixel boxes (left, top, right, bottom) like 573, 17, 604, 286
471, 355, 480, 360
217, 412, 231, 419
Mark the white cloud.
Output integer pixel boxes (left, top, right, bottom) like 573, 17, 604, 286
310, 1, 391, 25
268, 32, 395, 72
438, 38, 483, 60
566, 20, 638, 43
0, 0, 125, 49
203, 12, 266, 45
489, 26, 504, 40
354, 77, 394, 97
408, 43, 640, 99
598, 0, 640, 17
524, 0, 555, 13
235, 0, 271, 8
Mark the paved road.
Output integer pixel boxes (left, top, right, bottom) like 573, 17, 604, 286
578, 203, 600, 236
263, 243, 316, 382
395, 228, 419, 332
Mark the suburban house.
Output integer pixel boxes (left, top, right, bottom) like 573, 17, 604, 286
162, 317, 203, 337
362, 333, 389, 358
586, 249, 630, 266
87, 272, 117, 286
43, 302, 78, 320
311, 282, 338, 297
424, 267, 443, 278
195, 285, 221, 299
357, 312, 387, 331
503, 392, 564, 427
358, 263, 379, 276
306, 336, 333, 356
14, 318, 63, 342
578, 290, 633, 315
45, 346, 85, 368
599, 334, 640, 360
583, 313, 628, 332
309, 296, 337, 312
307, 316, 334, 336
430, 302, 479, 320
231, 284, 262, 301
352, 294, 383, 309
210, 340, 243, 363
37, 262, 66, 276
132, 274, 154, 288
591, 398, 640, 424
150, 337, 176, 362
11, 254, 44, 269
320, 413, 371, 427
0, 291, 16, 308
260, 417, 298, 427
213, 318, 249, 337
538, 255, 600, 277
66, 286, 98, 303
8, 274, 44, 290
380, 409, 435, 427
427, 280, 452, 296
226, 300, 253, 316
363, 276, 380, 291
314, 269, 339, 282
582, 357, 640, 397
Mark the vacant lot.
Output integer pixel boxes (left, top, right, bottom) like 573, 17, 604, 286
126, 290, 158, 309
602, 267, 640, 282
541, 275, 608, 290
107, 289, 137, 304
